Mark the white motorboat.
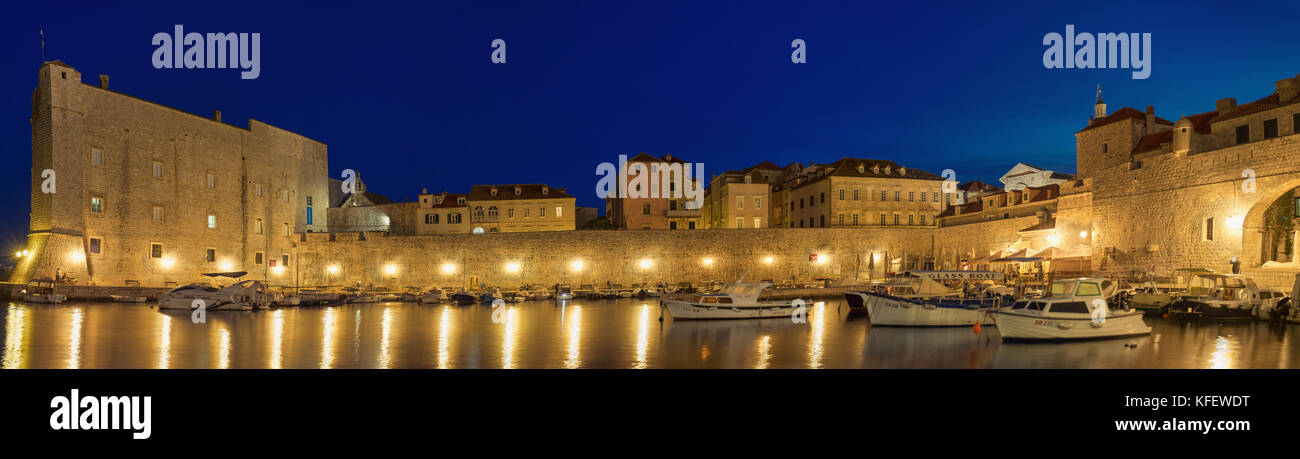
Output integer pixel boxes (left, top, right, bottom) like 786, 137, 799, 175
993, 277, 1151, 341
110, 294, 148, 303
23, 278, 67, 304
554, 284, 574, 301
418, 288, 444, 303
845, 271, 1008, 326
158, 272, 272, 311
1166, 273, 1260, 320
662, 272, 803, 320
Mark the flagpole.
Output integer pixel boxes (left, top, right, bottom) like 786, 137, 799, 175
40, 26, 45, 63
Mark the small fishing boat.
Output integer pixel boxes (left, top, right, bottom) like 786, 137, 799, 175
661, 272, 804, 320
1166, 273, 1261, 320
345, 288, 380, 304
501, 291, 527, 302
22, 278, 67, 304
449, 289, 478, 305
419, 288, 444, 304
844, 271, 1007, 326
479, 287, 503, 304
992, 277, 1151, 341
158, 272, 271, 311
1129, 268, 1207, 315
297, 287, 348, 306
555, 283, 574, 301
110, 294, 148, 303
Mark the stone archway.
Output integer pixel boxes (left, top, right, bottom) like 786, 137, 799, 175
1241, 177, 1300, 268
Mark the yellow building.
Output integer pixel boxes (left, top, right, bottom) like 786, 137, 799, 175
415, 191, 470, 235
784, 158, 944, 228
704, 168, 771, 229
467, 184, 575, 233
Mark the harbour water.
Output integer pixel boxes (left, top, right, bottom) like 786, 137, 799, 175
3, 298, 1298, 369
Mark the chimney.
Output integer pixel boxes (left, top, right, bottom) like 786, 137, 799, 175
98, 75, 109, 89
1277, 77, 1300, 103
1145, 105, 1155, 135
1216, 98, 1237, 116
213, 110, 222, 122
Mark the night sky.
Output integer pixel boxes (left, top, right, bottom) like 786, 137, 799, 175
1, 1, 1297, 247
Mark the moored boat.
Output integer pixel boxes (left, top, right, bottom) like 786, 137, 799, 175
23, 278, 67, 304
993, 277, 1151, 341
110, 294, 148, 303
661, 272, 804, 320
157, 272, 271, 311
554, 283, 574, 301
844, 271, 1006, 326
1166, 273, 1261, 320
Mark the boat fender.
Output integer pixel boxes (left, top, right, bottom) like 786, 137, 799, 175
972, 322, 982, 335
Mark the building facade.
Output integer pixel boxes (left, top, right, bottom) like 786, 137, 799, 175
704, 168, 771, 229
17, 62, 328, 286
784, 158, 944, 228
605, 153, 701, 230
467, 184, 575, 233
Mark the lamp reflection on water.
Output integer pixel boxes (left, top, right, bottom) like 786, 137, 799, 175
157, 313, 171, 369
809, 301, 825, 369
634, 304, 650, 369
565, 305, 582, 369
1210, 335, 1235, 369
218, 327, 231, 369
502, 307, 518, 369
756, 335, 772, 369
3, 305, 27, 369
270, 309, 284, 369
68, 307, 83, 369
380, 307, 393, 368
321, 308, 336, 369
438, 307, 452, 369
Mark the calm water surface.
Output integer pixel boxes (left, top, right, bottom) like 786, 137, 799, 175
3, 298, 1298, 369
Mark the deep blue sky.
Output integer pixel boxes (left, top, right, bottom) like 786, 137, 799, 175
1, 1, 1297, 246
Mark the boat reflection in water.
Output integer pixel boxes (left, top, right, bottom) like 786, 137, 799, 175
1, 298, 1298, 368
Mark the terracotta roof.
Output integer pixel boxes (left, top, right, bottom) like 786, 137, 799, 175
1216, 92, 1299, 122
1184, 110, 1218, 134
1049, 172, 1075, 180
1133, 130, 1173, 154
467, 184, 574, 201
427, 193, 468, 208
957, 180, 1001, 192
1079, 107, 1173, 133
750, 161, 783, 170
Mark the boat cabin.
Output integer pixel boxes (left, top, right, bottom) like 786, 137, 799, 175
693, 282, 772, 304
1182, 274, 1259, 302
26, 278, 58, 295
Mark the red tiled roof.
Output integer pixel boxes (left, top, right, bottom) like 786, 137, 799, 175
1217, 93, 1291, 122
1078, 107, 1173, 133
750, 161, 782, 170
427, 193, 468, 208
1133, 130, 1173, 154
957, 180, 1001, 192
467, 184, 574, 201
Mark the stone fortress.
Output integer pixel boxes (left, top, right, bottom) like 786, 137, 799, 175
12, 61, 1300, 291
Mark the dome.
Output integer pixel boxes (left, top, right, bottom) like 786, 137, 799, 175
1174, 117, 1193, 129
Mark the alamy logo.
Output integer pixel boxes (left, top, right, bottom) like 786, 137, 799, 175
152, 25, 260, 79
49, 389, 152, 440
1042, 25, 1151, 80
595, 155, 705, 210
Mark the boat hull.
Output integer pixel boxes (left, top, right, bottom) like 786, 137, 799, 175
662, 299, 800, 320
846, 291, 995, 326
993, 310, 1151, 341
23, 293, 67, 304
158, 296, 256, 311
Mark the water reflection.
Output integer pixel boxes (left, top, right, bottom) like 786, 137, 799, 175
4, 299, 1300, 368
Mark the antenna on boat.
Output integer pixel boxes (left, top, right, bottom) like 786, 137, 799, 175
736, 270, 750, 284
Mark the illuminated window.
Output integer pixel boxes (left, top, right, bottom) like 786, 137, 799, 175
736, 217, 743, 228
556, 206, 562, 217
753, 217, 761, 228
92, 149, 103, 167
152, 161, 163, 179
90, 197, 103, 213
754, 197, 761, 209
207, 174, 216, 188
282, 223, 290, 237
207, 214, 216, 228
736, 196, 744, 210
153, 206, 164, 222
150, 243, 163, 259
255, 218, 263, 234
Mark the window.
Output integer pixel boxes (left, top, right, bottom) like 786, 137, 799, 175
254, 218, 264, 233
152, 206, 164, 222
507, 208, 515, 218
282, 254, 290, 267
753, 217, 761, 228
908, 214, 915, 226
669, 200, 677, 211
881, 190, 887, 200
152, 161, 163, 179
1205, 217, 1214, 241
524, 208, 530, 218
853, 189, 860, 201
852, 213, 859, 226
838, 189, 845, 200
1049, 301, 1091, 314
207, 214, 216, 228
1236, 125, 1250, 144
893, 214, 900, 225
909, 191, 914, 202
449, 213, 462, 224
919, 214, 925, 225
556, 206, 563, 217
256, 184, 263, 197
736, 196, 744, 210
205, 248, 216, 263
642, 204, 651, 215
1264, 118, 1278, 139
669, 221, 677, 230
540, 207, 546, 217
488, 206, 499, 218
207, 174, 216, 188
1075, 283, 1102, 297
88, 237, 101, 254
92, 149, 103, 167
90, 197, 103, 213
894, 191, 900, 201
306, 195, 313, 206
282, 222, 290, 237
790, 202, 795, 211
282, 190, 290, 202
255, 252, 264, 265
754, 197, 761, 209
150, 243, 163, 259
819, 215, 825, 227
688, 221, 696, 229
820, 193, 825, 204
736, 217, 743, 229
880, 214, 887, 226
838, 213, 844, 226
1102, 142, 1109, 154
425, 214, 435, 224
1295, 113, 1300, 135
933, 192, 939, 202
920, 192, 927, 202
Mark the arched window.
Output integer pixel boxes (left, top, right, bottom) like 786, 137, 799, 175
473, 206, 484, 218
488, 206, 499, 218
